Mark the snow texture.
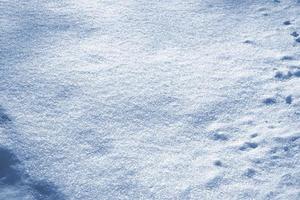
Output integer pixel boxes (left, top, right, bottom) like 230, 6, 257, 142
0, 0, 300, 199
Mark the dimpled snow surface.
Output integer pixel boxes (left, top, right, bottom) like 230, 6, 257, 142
0, 0, 300, 199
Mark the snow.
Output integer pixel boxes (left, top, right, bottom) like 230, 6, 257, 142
0, 0, 299, 199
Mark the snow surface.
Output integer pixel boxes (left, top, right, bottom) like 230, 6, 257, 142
0, 0, 300, 199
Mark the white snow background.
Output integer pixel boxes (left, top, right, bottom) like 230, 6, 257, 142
0, 0, 300, 199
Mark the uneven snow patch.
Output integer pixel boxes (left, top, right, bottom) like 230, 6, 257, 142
1, 0, 300, 199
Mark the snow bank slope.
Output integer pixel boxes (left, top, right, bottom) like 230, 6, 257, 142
0, 0, 299, 199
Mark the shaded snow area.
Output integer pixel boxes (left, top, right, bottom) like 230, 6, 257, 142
1, 0, 300, 199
